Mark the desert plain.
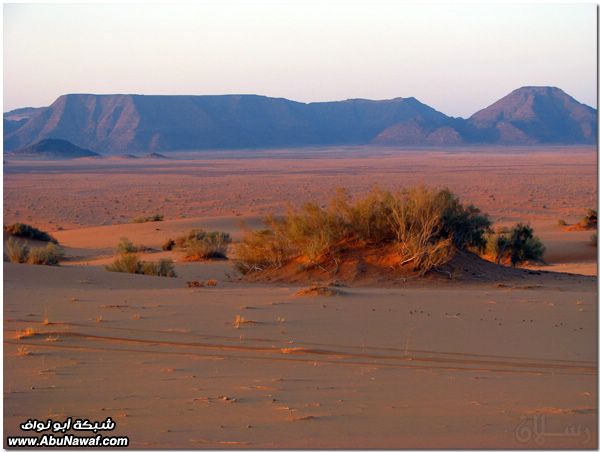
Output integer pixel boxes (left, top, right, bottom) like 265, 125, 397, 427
3, 146, 598, 448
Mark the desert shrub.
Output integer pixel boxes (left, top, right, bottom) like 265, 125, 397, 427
106, 253, 176, 277
437, 190, 491, 251
5, 238, 30, 263
4, 223, 57, 243
141, 259, 177, 277
580, 209, 597, 230
176, 229, 232, 260
235, 186, 485, 276
591, 233, 597, 247
132, 213, 164, 223
235, 227, 292, 274
331, 187, 395, 244
5, 239, 64, 265
485, 223, 545, 266
387, 187, 459, 274
557, 219, 567, 227
106, 253, 142, 273
162, 238, 176, 251
335, 187, 490, 252
116, 237, 138, 254
284, 203, 349, 264
27, 243, 64, 265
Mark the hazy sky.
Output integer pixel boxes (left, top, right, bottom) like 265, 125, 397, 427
3, 2, 597, 117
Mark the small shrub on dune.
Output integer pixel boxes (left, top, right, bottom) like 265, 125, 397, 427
27, 243, 64, 265
557, 219, 567, 227
106, 253, 142, 273
5, 238, 64, 265
116, 237, 138, 254
106, 253, 176, 277
141, 259, 177, 277
176, 229, 232, 260
5, 238, 30, 263
591, 233, 597, 247
4, 223, 57, 243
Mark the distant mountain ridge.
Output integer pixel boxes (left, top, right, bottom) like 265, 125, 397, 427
4, 87, 596, 153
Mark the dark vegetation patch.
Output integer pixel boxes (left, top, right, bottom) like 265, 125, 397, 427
167, 229, 232, 261
131, 213, 164, 223
4, 223, 57, 243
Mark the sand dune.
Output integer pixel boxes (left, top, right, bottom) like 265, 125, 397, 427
4, 147, 597, 448
4, 261, 597, 448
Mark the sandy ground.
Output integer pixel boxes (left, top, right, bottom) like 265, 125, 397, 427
3, 147, 598, 448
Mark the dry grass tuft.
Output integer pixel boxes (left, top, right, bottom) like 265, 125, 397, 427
16, 328, 36, 339
17, 345, 31, 356
233, 315, 256, 329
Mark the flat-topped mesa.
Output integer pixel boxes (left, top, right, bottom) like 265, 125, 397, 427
3, 87, 596, 153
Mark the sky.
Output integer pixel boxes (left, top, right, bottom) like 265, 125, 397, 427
3, 1, 597, 117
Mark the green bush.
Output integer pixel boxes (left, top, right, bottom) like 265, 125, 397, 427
132, 213, 164, 223
557, 219, 567, 227
116, 237, 138, 254
4, 223, 57, 243
5, 238, 29, 263
485, 223, 545, 266
438, 190, 491, 251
